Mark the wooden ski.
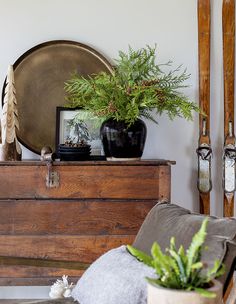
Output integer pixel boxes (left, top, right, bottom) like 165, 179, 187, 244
222, 0, 236, 217
197, 0, 212, 215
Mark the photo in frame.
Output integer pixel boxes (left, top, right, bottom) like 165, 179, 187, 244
56, 107, 104, 158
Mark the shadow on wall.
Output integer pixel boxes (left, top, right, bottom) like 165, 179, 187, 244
187, 108, 199, 213
212, 136, 224, 217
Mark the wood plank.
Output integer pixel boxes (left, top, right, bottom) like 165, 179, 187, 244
0, 276, 80, 286
0, 200, 155, 235
0, 235, 134, 263
0, 256, 89, 271
0, 165, 170, 200
0, 265, 83, 278
0, 261, 84, 286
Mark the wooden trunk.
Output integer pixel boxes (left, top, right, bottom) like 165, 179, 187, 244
0, 160, 174, 286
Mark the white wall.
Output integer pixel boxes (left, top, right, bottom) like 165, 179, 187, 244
0, 0, 231, 299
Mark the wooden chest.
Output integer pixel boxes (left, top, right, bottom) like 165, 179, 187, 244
0, 159, 174, 286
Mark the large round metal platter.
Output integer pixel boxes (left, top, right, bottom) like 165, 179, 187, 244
2, 40, 113, 154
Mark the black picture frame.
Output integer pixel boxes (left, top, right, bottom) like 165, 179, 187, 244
55, 107, 105, 160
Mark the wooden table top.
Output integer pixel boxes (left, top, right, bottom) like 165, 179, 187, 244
0, 159, 176, 166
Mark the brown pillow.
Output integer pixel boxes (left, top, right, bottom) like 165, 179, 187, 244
133, 202, 236, 293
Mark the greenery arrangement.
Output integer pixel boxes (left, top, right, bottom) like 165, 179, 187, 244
64, 46, 200, 126
127, 218, 225, 298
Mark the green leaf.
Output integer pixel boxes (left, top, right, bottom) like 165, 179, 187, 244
215, 264, 226, 278
206, 261, 225, 282
146, 277, 167, 288
168, 249, 187, 284
186, 218, 208, 278
170, 237, 176, 251
151, 243, 172, 274
126, 245, 153, 267
151, 242, 162, 259
178, 245, 188, 266
194, 288, 216, 298
207, 260, 220, 277
191, 262, 203, 270
152, 257, 163, 277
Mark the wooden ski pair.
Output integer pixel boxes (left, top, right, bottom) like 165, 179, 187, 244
197, 0, 235, 217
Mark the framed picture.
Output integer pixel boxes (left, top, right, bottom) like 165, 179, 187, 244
56, 107, 103, 157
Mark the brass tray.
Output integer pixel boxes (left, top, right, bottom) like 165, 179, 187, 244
2, 40, 113, 154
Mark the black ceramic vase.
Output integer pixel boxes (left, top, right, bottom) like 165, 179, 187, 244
100, 118, 147, 160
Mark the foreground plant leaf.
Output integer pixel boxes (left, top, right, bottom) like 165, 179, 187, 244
126, 245, 153, 267
194, 288, 216, 298
127, 218, 225, 298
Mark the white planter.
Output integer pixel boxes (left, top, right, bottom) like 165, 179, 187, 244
147, 280, 223, 304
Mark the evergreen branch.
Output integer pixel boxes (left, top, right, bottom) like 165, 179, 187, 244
64, 45, 200, 126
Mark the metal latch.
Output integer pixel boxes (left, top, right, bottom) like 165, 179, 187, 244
196, 144, 212, 193
46, 162, 60, 188
223, 144, 236, 193
41, 146, 60, 188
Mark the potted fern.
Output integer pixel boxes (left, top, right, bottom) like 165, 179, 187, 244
65, 46, 199, 160
127, 219, 224, 304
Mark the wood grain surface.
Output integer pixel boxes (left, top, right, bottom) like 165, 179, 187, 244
0, 200, 155, 235
0, 235, 134, 263
198, 0, 211, 215
198, 0, 211, 143
0, 234, 133, 284
199, 193, 210, 215
223, 0, 235, 138
0, 160, 173, 285
0, 164, 170, 200
0, 262, 82, 286
223, 0, 235, 217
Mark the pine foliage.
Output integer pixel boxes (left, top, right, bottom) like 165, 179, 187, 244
64, 46, 199, 126
127, 218, 225, 298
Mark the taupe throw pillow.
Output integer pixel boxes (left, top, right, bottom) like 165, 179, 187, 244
133, 202, 236, 292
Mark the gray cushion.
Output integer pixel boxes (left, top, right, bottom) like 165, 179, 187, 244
72, 245, 154, 304
133, 202, 236, 292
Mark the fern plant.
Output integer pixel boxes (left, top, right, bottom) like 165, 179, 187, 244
127, 218, 225, 298
64, 46, 200, 126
